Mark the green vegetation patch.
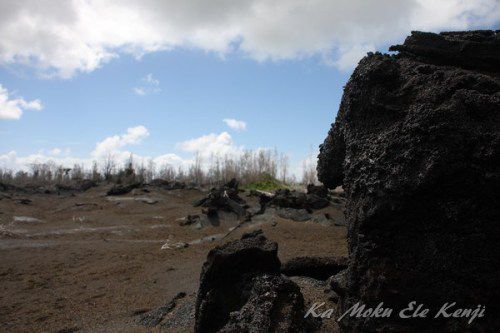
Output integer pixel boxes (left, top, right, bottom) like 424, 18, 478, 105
242, 173, 288, 191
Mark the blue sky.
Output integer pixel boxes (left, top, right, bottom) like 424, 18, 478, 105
0, 0, 498, 178
0, 49, 349, 173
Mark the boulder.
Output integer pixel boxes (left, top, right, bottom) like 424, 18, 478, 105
194, 231, 314, 333
317, 30, 500, 331
193, 178, 247, 218
276, 208, 311, 222
269, 189, 329, 212
218, 274, 310, 333
194, 232, 280, 333
306, 184, 328, 197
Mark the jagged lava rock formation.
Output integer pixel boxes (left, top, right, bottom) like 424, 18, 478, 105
318, 30, 500, 331
194, 231, 313, 333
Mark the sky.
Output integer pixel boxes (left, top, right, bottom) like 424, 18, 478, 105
0, 0, 499, 178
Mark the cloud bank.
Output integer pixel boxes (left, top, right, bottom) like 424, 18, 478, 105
0, 125, 244, 173
0, 0, 497, 78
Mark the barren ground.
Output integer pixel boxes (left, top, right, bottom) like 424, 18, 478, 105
0, 185, 347, 332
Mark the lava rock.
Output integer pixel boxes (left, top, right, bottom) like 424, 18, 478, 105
138, 292, 186, 327
281, 256, 348, 280
16, 198, 32, 205
193, 178, 247, 218
178, 214, 200, 226
317, 30, 500, 332
306, 184, 328, 198
194, 232, 281, 333
106, 182, 141, 196
219, 274, 312, 333
270, 189, 330, 212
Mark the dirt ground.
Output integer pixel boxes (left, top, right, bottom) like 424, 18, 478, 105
0, 185, 347, 332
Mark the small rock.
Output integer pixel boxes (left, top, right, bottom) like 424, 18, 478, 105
16, 198, 32, 205
13, 216, 43, 223
134, 197, 159, 204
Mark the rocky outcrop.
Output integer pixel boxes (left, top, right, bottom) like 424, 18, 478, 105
193, 178, 247, 218
271, 189, 329, 211
137, 292, 187, 327
194, 231, 313, 333
318, 30, 500, 331
219, 274, 308, 333
306, 184, 328, 198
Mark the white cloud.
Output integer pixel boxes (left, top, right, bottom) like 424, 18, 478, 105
0, 0, 497, 77
143, 73, 160, 86
324, 44, 376, 71
91, 125, 150, 159
0, 84, 43, 120
0, 127, 242, 173
223, 118, 247, 131
133, 87, 146, 96
0, 125, 187, 172
0, 125, 308, 179
133, 73, 161, 96
0, 150, 92, 172
176, 132, 244, 159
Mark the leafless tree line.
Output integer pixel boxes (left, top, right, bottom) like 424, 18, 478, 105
0, 149, 318, 187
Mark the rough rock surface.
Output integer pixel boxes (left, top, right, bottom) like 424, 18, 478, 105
137, 292, 186, 327
281, 256, 348, 280
306, 184, 328, 198
193, 178, 247, 218
219, 274, 309, 333
317, 30, 500, 331
270, 189, 329, 211
194, 232, 313, 333
276, 208, 312, 222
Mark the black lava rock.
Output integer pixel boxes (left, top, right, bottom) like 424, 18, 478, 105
317, 30, 500, 332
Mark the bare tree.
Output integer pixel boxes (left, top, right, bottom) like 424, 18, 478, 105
91, 161, 100, 182
145, 159, 156, 182
102, 153, 116, 181
71, 164, 84, 181
301, 148, 318, 185
188, 151, 204, 185
158, 164, 175, 181
279, 153, 289, 183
